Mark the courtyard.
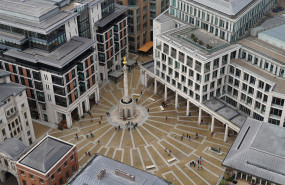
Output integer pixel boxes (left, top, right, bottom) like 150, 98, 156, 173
42, 65, 236, 185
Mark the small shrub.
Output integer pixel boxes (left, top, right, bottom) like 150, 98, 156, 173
198, 40, 204, 45
191, 33, 195, 38
193, 37, 198, 42
206, 44, 213, 49
219, 179, 227, 185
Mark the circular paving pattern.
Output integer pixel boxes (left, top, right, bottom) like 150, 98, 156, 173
48, 66, 236, 185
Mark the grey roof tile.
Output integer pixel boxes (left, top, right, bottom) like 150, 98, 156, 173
0, 138, 28, 161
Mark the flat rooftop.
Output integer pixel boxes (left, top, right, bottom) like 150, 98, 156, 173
237, 36, 285, 64
231, 59, 285, 94
157, 25, 236, 59
95, 4, 128, 27
19, 136, 73, 173
189, 0, 253, 16
223, 118, 285, 184
0, 138, 28, 161
69, 155, 170, 185
4, 36, 95, 68
0, 0, 58, 20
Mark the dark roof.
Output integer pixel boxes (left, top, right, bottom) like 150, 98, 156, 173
222, 118, 285, 184
0, 138, 28, 161
95, 4, 128, 27
0, 69, 10, 78
4, 36, 95, 68
0, 82, 26, 107
69, 154, 170, 185
19, 136, 73, 173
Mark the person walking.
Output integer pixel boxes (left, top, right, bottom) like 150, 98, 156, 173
166, 116, 168, 120
165, 148, 167, 152
98, 140, 100, 144
99, 121, 101, 124
86, 134, 88, 139
75, 133, 78, 140
101, 116, 103, 119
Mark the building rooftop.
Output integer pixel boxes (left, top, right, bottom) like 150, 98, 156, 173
95, 4, 128, 27
0, 0, 78, 34
222, 118, 285, 184
0, 80, 26, 107
157, 25, 238, 60
0, 69, 10, 78
18, 135, 74, 173
0, 0, 58, 21
141, 60, 154, 73
258, 24, 285, 46
69, 154, 170, 185
188, 0, 253, 17
4, 36, 95, 68
237, 36, 285, 65
231, 59, 285, 94
0, 138, 28, 161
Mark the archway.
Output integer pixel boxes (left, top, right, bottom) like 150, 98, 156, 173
0, 171, 18, 185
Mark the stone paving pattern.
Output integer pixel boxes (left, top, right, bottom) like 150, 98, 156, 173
44, 66, 236, 185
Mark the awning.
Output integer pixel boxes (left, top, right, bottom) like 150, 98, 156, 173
108, 71, 123, 79
126, 59, 137, 66
138, 41, 153, 52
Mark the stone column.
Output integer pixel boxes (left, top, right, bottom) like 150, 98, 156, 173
123, 63, 130, 102
186, 100, 189, 116
144, 73, 147, 87
154, 79, 157, 94
211, 116, 215, 133
79, 103, 83, 117
198, 107, 202, 124
175, 92, 178, 109
66, 113, 72, 128
224, 124, 229, 142
164, 85, 167, 101
85, 98, 90, 111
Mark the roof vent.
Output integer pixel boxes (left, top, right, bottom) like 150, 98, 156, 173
20, 0, 25, 2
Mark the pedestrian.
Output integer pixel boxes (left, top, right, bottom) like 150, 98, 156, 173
86, 134, 88, 139
166, 116, 168, 120
101, 116, 102, 119
99, 121, 101, 124
98, 140, 100, 144
147, 109, 149, 112
136, 98, 138, 103
91, 133, 94, 138
89, 130, 92, 133
181, 136, 183, 141
75, 133, 78, 140
187, 133, 189, 138
88, 152, 91, 156
200, 160, 202, 169
165, 148, 167, 152
128, 127, 130, 131
194, 162, 196, 168
141, 91, 143, 95
199, 156, 202, 162
85, 152, 88, 156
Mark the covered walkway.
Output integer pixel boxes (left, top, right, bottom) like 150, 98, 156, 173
140, 61, 246, 142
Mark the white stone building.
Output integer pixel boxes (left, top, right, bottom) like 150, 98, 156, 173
0, 70, 35, 146
141, 0, 285, 142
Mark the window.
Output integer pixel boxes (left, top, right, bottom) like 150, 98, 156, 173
64, 161, 67, 167
23, 180, 27, 185
72, 166, 75, 174
51, 174, 55, 180
30, 175, 34, 180
70, 155, 74, 161
58, 167, 61, 174
66, 171, 70, 180
21, 171, 25, 176
40, 179, 44, 184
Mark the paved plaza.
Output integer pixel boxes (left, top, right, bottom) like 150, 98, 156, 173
40, 66, 236, 185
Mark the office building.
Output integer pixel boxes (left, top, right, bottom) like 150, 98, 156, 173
116, 0, 168, 52
140, 0, 285, 143
0, 0, 127, 127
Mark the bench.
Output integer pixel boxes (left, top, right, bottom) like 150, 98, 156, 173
132, 93, 140, 96
145, 165, 155, 170
208, 147, 222, 155
160, 106, 164, 111
167, 158, 176, 163
149, 97, 155, 102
